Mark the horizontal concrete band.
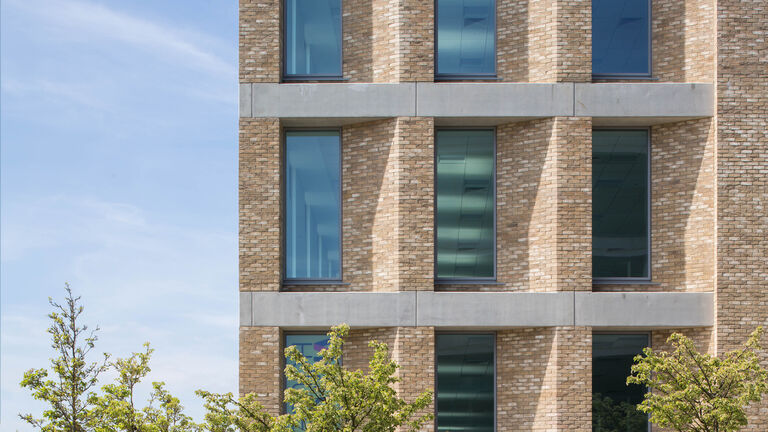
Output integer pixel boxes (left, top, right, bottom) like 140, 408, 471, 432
240, 291, 714, 329
240, 82, 714, 124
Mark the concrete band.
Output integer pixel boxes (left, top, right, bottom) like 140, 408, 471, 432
240, 291, 714, 329
240, 82, 714, 125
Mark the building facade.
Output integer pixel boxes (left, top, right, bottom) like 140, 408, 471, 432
238, 0, 767, 430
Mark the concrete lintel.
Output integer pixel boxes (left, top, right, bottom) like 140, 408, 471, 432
415, 83, 574, 117
241, 82, 714, 121
250, 83, 416, 118
247, 291, 416, 327
239, 84, 252, 118
415, 291, 574, 328
575, 83, 714, 118
243, 291, 714, 329
575, 292, 714, 328
239, 292, 252, 326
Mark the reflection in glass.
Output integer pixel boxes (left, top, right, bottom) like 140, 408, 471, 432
436, 0, 496, 76
284, 334, 331, 412
592, 0, 650, 75
436, 130, 495, 279
593, 130, 649, 278
285, 0, 342, 76
285, 131, 341, 280
593, 334, 649, 432
436, 334, 494, 432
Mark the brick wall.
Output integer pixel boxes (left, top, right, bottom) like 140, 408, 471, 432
240, 0, 280, 82
240, 118, 281, 292
239, 326, 282, 414
652, 0, 716, 82
497, 327, 591, 431
716, 0, 768, 428
345, 327, 436, 431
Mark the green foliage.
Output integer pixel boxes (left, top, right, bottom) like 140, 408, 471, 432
90, 344, 200, 432
198, 324, 433, 432
19, 283, 110, 431
628, 327, 768, 432
20, 285, 198, 432
592, 393, 647, 432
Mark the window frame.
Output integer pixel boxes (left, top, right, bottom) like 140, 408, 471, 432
591, 0, 653, 80
434, 0, 498, 81
282, 128, 344, 285
281, 0, 344, 81
434, 332, 497, 432
434, 127, 498, 284
592, 127, 652, 284
592, 331, 652, 432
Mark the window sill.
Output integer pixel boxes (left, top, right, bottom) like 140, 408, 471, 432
282, 280, 350, 286
434, 75, 501, 82
435, 280, 502, 285
282, 76, 348, 83
592, 280, 660, 285
592, 75, 659, 82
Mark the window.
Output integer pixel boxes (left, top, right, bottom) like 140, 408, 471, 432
284, 0, 342, 79
284, 334, 331, 412
592, 129, 649, 280
436, 334, 495, 432
436, 0, 496, 78
285, 131, 341, 281
592, 0, 651, 77
436, 130, 495, 281
593, 334, 649, 432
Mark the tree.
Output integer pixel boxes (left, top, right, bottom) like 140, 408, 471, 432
628, 327, 768, 432
20, 283, 110, 432
197, 324, 433, 432
21, 285, 198, 432
90, 343, 200, 432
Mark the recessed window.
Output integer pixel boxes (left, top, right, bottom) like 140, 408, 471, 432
593, 130, 649, 280
593, 334, 649, 432
284, 0, 342, 78
436, 0, 496, 78
436, 130, 495, 281
285, 131, 341, 281
284, 334, 331, 412
436, 334, 495, 432
592, 0, 651, 77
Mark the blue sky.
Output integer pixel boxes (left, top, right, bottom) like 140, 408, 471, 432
1, 0, 239, 428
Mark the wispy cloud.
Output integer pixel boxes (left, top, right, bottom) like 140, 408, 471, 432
6, 0, 234, 77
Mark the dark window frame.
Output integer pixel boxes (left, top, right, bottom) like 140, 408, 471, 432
281, 0, 344, 81
434, 332, 497, 432
434, 127, 498, 284
282, 128, 344, 286
434, 0, 498, 81
591, 0, 653, 80
592, 331, 652, 432
592, 127, 652, 284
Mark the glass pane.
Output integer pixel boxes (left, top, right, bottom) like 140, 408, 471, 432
284, 334, 331, 412
286, 131, 341, 280
437, 334, 494, 432
592, 0, 650, 75
593, 130, 649, 278
436, 130, 495, 279
285, 0, 342, 76
437, 0, 496, 75
593, 334, 649, 432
